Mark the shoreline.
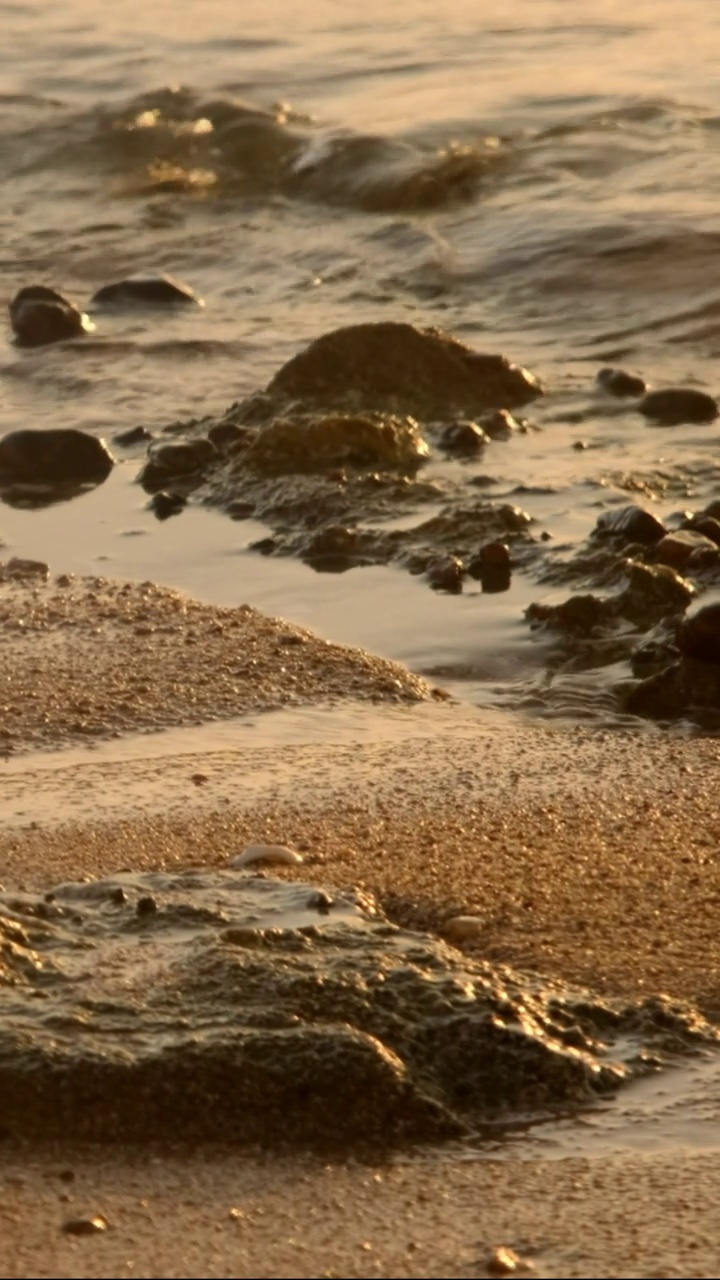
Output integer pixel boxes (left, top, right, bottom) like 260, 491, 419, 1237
1, 568, 719, 1278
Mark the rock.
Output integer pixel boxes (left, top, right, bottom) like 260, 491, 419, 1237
699, 499, 720, 523
593, 505, 666, 545
243, 413, 429, 476
426, 556, 465, 593
2, 558, 49, 582
596, 367, 647, 398
479, 409, 525, 438
626, 657, 720, 723
687, 516, 720, 547
139, 439, 218, 492
677, 604, 720, 664
527, 594, 608, 635
232, 845, 303, 868
149, 491, 187, 520
9, 286, 93, 347
264, 323, 542, 419
90, 273, 202, 309
113, 425, 153, 447
652, 530, 719, 570
206, 422, 251, 452
638, 387, 718, 425
444, 916, 484, 943
616, 561, 693, 627
61, 1216, 108, 1236
467, 542, 511, 593
487, 1246, 532, 1276
439, 421, 490, 455
0, 429, 114, 485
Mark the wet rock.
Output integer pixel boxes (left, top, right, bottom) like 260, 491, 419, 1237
139, 438, 218, 492
626, 658, 720, 724
2, 558, 49, 582
468, 542, 512, 593
677, 604, 720, 664
136, 896, 157, 917
300, 525, 368, 573
232, 845, 303, 868
242, 413, 429, 476
687, 515, 720, 547
148, 491, 187, 520
90, 273, 202, 309
426, 556, 465, 593
206, 422, 251, 453
527, 594, 608, 636
113, 425, 153, 447
2, 870, 712, 1149
593, 505, 666, 546
439, 421, 490, 455
0, 429, 114, 486
478, 409, 525, 439
62, 1216, 108, 1237
486, 1246, 531, 1276
264, 323, 542, 419
638, 387, 718, 426
652, 530, 719, 570
698, 499, 720, 523
9, 286, 93, 347
596, 367, 647, 398
615, 561, 693, 627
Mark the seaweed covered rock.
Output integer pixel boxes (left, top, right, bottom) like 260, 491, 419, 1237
243, 412, 429, 476
262, 322, 543, 419
9, 286, 93, 347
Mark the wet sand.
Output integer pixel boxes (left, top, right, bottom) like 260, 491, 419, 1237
1, 570, 719, 1278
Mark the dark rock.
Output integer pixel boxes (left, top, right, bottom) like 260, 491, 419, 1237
526, 594, 608, 635
62, 1216, 108, 1237
207, 422, 251, 453
426, 556, 465, 593
0, 429, 114, 485
139, 439, 218, 492
615, 561, 693, 627
677, 604, 720, 664
9, 286, 93, 347
688, 516, 720, 547
149, 491, 186, 520
626, 658, 720, 723
265, 322, 542, 419
638, 387, 718, 425
468, 542, 512, 593
596, 367, 647, 398
113, 425, 153, 447
136, 896, 157, 917
699, 499, 720, 523
249, 537, 278, 555
593, 505, 666, 546
652, 530, 719, 570
90, 274, 202, 309
439, 421, 489, 455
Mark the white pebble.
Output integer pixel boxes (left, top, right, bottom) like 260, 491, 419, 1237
444, 915, 484, 943
231, 844, 303, 868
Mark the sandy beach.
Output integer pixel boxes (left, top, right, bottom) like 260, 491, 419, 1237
1, 569, 719, 1278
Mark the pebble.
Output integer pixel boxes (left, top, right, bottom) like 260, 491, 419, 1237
638, 387, 718, 425
596, 366, 647, 398
487, 1245, 532, 1275
61, 1215, 108, 1236
444, 915, 485, 943
231, 844, 304, 868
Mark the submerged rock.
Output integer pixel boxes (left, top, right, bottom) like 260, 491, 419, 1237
596, 367, 647, 398
9, 286, 93, 347
426, 556, 465, 593
242, 412, 429, 476
263, 322, 543, 419
148, 491, 187, 520
90, 273, 202, 309
638, 387, 718, 426
1, 870, 713, 1148
139, 438, 219, 492
0, 429, 114, 486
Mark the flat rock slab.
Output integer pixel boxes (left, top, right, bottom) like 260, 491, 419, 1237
0, 870, 715, 1148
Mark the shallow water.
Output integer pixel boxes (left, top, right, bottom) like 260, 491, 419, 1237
2, 2, 720, 726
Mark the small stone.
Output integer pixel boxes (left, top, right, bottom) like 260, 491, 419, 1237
426, 556, 465, 594
0, 429, 114, 487
440, 421, 489, 455
136, 895, 158, 917
479, 409, 523, 439
444, 916, 484, 943
638, 387, 718, 425
113, 425, 153, 447
58, 1169, 76, 1183
487, 1246, 534, 1275
5, 558, 49, 581
149, 491, 187, 520
61, 1215, 108, 1236
190, 772, 209, 785
593, 504, 666, 545
596, 367, 647, 398
231, 844, 304, 868
677, 604, 720, 665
